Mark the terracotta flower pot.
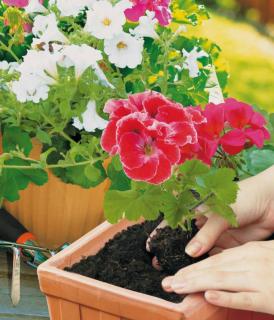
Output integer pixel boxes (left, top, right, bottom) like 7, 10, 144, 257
38, 220, 274, 320
2, 140, 110, 248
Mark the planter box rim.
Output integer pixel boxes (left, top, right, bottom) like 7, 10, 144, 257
38, 220, 219, 319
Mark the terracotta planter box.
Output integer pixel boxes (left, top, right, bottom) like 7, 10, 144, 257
1, 140, 109, 248
38, 220, 274, 320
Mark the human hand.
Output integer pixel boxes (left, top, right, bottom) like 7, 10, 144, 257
162, 241, 274, 315
147, 165, 274, 258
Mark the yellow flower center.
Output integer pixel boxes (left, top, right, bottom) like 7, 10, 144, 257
144, 144, 154, 156
117, 41, 127, 49
102, 18, 111, 26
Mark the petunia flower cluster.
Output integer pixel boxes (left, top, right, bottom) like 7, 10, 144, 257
101, 92, 270, 184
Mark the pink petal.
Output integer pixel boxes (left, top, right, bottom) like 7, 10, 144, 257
119, 132, 145, 169
3, 0, 28, 7
220, 129, 246, 155
124, 4, 147, 22
155, 140, 180, 164
103, 99, 132, 119
250, 112, 267, 128
128, 91, 152, 111
154, 7, 171, 26
124, 157, 159, 181
167, 122, 197, 146
116, 113, 147, 143
196, 138, 218, 165
143, 94, 171, 118
156, 105, 190, 124
147, 153, 172, 184
245, 128, 265, 148
187, 107, 206, 125
101, 120, 118, 154
201, 103, 225, 137
224, 98, 254, 129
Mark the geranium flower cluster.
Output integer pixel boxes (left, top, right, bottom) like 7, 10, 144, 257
178, 98, 271, 165
101, 91, 206, 184
101, 92, 270, 184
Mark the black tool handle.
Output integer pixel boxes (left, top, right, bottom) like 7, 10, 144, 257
0, 208, 28, 242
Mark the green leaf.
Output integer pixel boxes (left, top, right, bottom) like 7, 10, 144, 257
2, 127, 33, 156
0, 158, 48, 202
104, 190, 139, 223
36, 129, 52, 145
196, 168, 238, 204
207, 198, 238, 227
244, 147, 274, 175
107, 157, 131, 191
180, 159, 210, 176
64, 160, 106, 188
84, 164, 101, 182
104, 187, 169, 224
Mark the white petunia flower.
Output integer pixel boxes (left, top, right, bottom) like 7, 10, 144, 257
0, 61, 19, 74
24, 0, 47, 13
0, 61, 9, 71
73, 100, 108, 132
18, 49, 61, 84
32, 13, 68, 45
182, 47, 209, 78
61, 44, 102, 78
85, 0, 131, 40
55, 0, 94, 17
130, 11, 158, 39
104, 32, 144, 69
12, 74, 50, 103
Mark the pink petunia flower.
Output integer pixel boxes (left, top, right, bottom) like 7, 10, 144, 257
3, 0, 29, 7
3, 0, 43, 8
124, 0, 171, 26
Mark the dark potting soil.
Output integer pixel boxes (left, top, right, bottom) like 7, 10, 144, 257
66, 220, 203, 303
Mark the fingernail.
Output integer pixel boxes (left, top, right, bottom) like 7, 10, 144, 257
185, 240, 202, 257
162, 277, 173, 289
205, 291, 219, 301
171, 281, 188, 292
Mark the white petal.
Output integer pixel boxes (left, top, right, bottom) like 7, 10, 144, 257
72, 101, 108, 132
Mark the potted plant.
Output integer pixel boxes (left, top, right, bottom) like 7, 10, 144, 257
0, 0, 227, 247
35, 2, 274, 319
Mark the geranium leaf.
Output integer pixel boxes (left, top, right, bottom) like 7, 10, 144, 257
3, 127, 33, 156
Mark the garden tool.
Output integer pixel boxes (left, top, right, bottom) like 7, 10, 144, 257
0, 208, 70, 306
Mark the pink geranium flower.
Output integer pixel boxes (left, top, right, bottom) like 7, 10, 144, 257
125, 0, 171, 26
220, 98, 270, 155
101, 91, 204, 184
180, 98, 270, 163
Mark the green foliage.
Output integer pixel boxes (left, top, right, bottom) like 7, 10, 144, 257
2, 126, 33, 156
244, 147, 274, 176
107, 156, 131, 191
0, 158, 48, 202
104, 160, 239, 228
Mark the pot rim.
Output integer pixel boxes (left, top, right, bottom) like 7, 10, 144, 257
38, 220, 219, 318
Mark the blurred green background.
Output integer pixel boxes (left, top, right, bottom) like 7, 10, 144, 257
196, 0, 274, 112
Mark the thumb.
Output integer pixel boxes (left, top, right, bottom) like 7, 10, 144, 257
185, 214, 229, 257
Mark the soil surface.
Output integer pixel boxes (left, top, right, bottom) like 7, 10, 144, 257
66, 220, 203, 303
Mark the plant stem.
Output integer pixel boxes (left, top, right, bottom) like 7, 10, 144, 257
0, 40, 20, 62
0, 156, 106, 170
59, 130, 77, 145
190, 192, 214, 211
